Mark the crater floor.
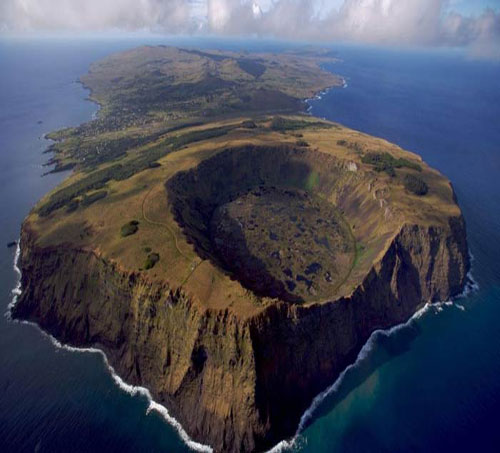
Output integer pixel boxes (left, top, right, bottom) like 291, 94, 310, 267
210, 187, 355, 302
12, 45, 470, 453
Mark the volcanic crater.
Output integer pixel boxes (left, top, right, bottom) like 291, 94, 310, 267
12, 43, 471, 453
167, 144, 362, 303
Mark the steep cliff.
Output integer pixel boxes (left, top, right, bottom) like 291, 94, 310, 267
12, 212, 469, 452
12, 44, 470, 452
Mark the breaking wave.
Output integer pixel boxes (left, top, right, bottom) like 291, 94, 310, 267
265, 264, 480, 453
49, 339, 213, 453
5, 241, 22, 320
6, 242, 212, 452
304, 77, 347, 116
7, 319, 214, 452
7, 240, 479, 453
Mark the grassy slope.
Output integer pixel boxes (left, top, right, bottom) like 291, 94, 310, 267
30, 115, 460, 317
46, 46, 341, 171
27, 46, 460, 317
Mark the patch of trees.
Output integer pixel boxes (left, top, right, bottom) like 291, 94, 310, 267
81, 191, 108, 206
337, 140, 364, 153
237, 59, 267, 78
38, 144, 170, 216
404, 174, 429, 196
240, 120, 257, 129
120, 220, 139, 237
237, 89, 299, 113
168, 125, 234, 150
65, 199, 80, 213
37, 123, 237, 217
144, 252, 160, 270
121, 75, 235, 109
361, 152, 422, 177
180, 48, 228, 62
271, 117, 330, 132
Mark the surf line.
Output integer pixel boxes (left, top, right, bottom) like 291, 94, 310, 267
7, 241, 478, 453
48, 337, 213, 453
304, 75, 348, 116
6, 241, 213, 453
265, 264, 479, 453
5, 241, 22, 320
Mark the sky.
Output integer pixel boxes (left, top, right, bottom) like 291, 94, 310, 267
1, 0, 499, 58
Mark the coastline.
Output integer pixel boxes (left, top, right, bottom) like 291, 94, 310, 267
304, 77, 348, 115
5, 57, 476, 452
76, 78, 102, 120
40, 80, 101, 174
7, 236, 478, 453
5, 76, 346, 452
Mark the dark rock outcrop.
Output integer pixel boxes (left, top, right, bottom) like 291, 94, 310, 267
12, 212, 469, 452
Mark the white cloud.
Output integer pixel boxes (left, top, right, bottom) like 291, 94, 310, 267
1, 0, 499, 59
205, 0, 500, 59
0, 0, 194, 33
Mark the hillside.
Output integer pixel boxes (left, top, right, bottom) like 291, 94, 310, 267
12, 46, 469, 453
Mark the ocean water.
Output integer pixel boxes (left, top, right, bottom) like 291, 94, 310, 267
1, 40, 500, 453
301, 46, 500, 453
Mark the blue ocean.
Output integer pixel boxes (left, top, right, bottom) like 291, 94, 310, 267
1, 39, 499, 453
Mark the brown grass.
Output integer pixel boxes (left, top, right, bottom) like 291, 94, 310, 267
30, 116, 460, 316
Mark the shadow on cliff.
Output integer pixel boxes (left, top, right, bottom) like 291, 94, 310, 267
211, 211, 303, 302
300, 321, 422, 431
165, 145, 321, 303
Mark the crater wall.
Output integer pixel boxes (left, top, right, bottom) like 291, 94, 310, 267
13, 145, 470, 452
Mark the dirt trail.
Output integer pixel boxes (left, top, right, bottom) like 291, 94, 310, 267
141, 184, 202, 284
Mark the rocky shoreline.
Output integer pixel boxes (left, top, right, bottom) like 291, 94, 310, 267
12, 211, 469, 452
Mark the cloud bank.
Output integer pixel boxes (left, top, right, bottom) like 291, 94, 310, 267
1, 0, 499, 58
0, 0, 195, 33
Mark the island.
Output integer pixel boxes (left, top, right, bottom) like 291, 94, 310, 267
12, 46, 470, 453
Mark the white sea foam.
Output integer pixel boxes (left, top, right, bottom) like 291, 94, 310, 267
458, 270, 480, 298
10, 317, 214, 453
304, 85, 337, 113
264, 267, 481, 453
5, 241, 22, 320
7, 239, 479, 453
7, 242, 212, 452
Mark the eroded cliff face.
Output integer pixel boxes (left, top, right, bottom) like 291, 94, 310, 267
12, 213, 469, 452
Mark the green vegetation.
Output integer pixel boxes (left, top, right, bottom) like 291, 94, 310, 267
65, 199, 80, 213
237, 59, 266, 78
38, 143, 172, 216
168, 125, 234, 150
337, 140, 364, 153
144, 252, 160, 270
240, 120, 257, 129
49, 121, 205, 171
72, 134, 158, 169
404, 174, 429, 196
120, 220, 140, 237
27, 45, 462, 316
271, 117, 329, 132
361, 152, 422, 177
77, 46, 339, 133
37, 46, 342, 218
39, 122, 247, 216
81, 191, 107, 207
